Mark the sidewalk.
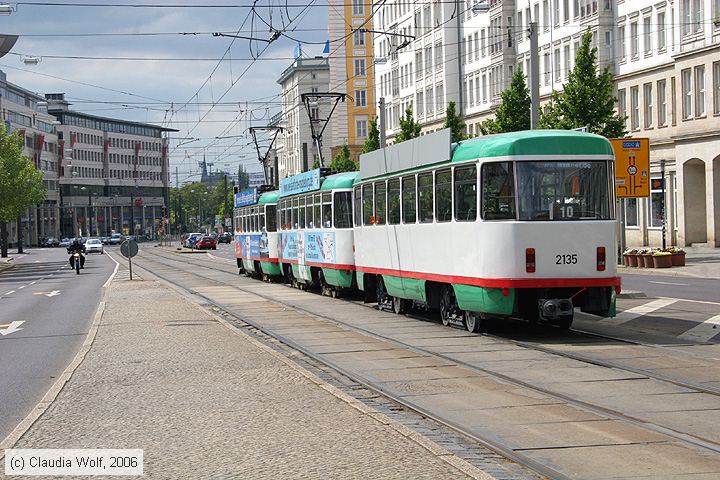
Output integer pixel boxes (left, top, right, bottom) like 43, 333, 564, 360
619, 246, 720, 279
2, 268, 489, 478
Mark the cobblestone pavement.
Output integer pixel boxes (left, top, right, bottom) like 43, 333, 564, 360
5, 275, 488, 479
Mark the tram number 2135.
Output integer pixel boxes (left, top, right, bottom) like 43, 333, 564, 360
556, 254, 578, 265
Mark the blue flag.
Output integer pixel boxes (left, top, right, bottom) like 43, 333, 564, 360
293, 43, 302, 59
322, 40, 330, 54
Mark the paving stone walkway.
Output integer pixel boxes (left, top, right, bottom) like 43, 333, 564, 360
4, 275, 485, 479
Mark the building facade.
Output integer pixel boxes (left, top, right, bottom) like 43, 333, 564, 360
276, 57, 332, 179
328, 0, 377, 161
370, 0, 720, 247
1, 70, 60, 246
46, 93, 175, 239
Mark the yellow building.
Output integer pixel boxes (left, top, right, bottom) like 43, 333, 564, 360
328, 0, 376, 163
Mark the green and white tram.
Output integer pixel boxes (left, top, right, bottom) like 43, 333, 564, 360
353, 129, 620, 331
233, 187, 282, 279
277, 169, 357, 296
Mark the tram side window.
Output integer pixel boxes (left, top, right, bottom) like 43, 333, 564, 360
307, 196, 315, 228
266, 205, 277, 232
299, 197, 306, 229
388, 178, 401, 225
362, 183, 374, 225
334, 192, 353, 228
259, 213, 265, 231
418, 172, 434, 223
314, 194, 322, 228
435, 169, 452, 222
374, 181, 386, 225
353, 187, 362, 226
322, 193, 332, 228
402, 175, 417, 223
291, 199, 298, 229
454, 165, 477, 221
482, 162, 516, 220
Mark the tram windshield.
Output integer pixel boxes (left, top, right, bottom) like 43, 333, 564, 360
515, 161, 612, 221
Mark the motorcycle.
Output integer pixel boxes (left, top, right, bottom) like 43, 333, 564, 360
71, 252, 82, 274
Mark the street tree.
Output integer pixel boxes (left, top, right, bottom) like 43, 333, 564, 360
479, 68, 531, 135
0, 126, 46, 257
539, 30, 626, 138
329, 144, 358, 172
362, 117, 380, 153
395, 106, 422, 143
443, 102, 466, 142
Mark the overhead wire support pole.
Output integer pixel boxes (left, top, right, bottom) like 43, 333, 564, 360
300, 92, 346, 168
249, 126, 284, 186
529, 21, 540, 129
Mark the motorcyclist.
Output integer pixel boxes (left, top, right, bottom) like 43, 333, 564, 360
67, 238, 86, 269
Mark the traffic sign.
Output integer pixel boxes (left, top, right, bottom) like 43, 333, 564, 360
120, 239, 139, 258
611, 138, 650, 198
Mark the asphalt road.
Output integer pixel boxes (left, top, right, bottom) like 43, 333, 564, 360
0, 247, 115, 442
621, 271, 720, 302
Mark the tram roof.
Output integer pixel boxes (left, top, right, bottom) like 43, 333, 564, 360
452, 130, 614, 163
258, 190, 279, 204
320, 171, 359, 191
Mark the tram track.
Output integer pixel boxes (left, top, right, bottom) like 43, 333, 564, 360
132, 249, 720, 474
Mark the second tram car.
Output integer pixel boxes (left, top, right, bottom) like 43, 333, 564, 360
353, 129, 620, 331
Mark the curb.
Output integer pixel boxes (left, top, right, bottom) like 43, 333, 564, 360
617, 290, 647, 299
0, 255, 120, 457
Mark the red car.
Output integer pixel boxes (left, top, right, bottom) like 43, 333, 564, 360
196, 236, 217, 250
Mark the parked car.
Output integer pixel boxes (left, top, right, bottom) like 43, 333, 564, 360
196, 236, 217, 250
108, 233, 124, 245
59, 238, 72, 248
100, 236, 110, 245
85, 238, 104, 254
42, 237, 60, 248
217, 232, 233, 244
184, 233, 204, 248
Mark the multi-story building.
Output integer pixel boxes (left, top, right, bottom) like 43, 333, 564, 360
276, 57, 332, 179
0, 70, 60, 246
371, 0, 719, 248
46, 93, 176, 239
328, 0, 377, 161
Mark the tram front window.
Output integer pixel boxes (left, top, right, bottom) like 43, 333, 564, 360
516, 161, 611, 221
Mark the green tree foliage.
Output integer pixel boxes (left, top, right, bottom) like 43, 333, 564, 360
329, 144, 358, 172
362, 116, 381, 153
443, 102, 466, 142
539, 30, 626, 138
0, 126, 46, 257
395, 106, 422, 143
479, 68, 531, 135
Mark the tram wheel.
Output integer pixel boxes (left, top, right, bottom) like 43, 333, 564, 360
376, 277, 391, 311
318, 270, 333, 297
392, 296, 409, 315
439, 285, 457, 327
464, 311, 484, 333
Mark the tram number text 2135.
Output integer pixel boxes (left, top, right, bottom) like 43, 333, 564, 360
556, 254, 578, 265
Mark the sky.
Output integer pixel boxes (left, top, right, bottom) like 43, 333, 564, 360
1, 1, 330, 183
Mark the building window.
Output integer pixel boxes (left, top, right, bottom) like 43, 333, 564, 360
657, 11, 666, 51
543, 52, 550, 85
695, 65, 706, 117
563, 44, 570, 79
353, 29, 365, 46
617, 88, 627, 129
630, 21, 638, 58
681, 0, 703, 36
630, 86, 639, 130
657, 79, 667, 126
625, 198, 639, 227
682, 68, 693, 119
648, 178, 665, 228
713, 61, 720, 115
554, 47, 561, 82
356, 119, 368, 138
352, 0, 364, 16
415, 51, 422, 80
643, 16, 652, 55
354, 59, 366, 77
355, 89, 367, 107
643, 83, 653, 129
618, 25, 626, 61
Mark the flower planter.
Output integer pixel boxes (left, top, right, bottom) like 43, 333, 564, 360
627, 254, 639, 267
642, 255, 654, 268
671, 253, 686, 266
653, 255, 673, 268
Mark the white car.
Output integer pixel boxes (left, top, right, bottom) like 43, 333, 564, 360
85, 238, 104, 254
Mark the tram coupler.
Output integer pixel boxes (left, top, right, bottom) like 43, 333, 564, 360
538, 298, 573, 321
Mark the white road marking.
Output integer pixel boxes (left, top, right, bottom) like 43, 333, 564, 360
0, 321, 24, 336
678, 314, 720, 343
648, 281, 689, 286
5, 290, 15, 295
605, 298, 678, 326
17, 286, 25, 289
29, 281, 36, 285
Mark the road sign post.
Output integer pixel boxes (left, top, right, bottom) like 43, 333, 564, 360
610, 138, 650, 264
120, 239, 139, 280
